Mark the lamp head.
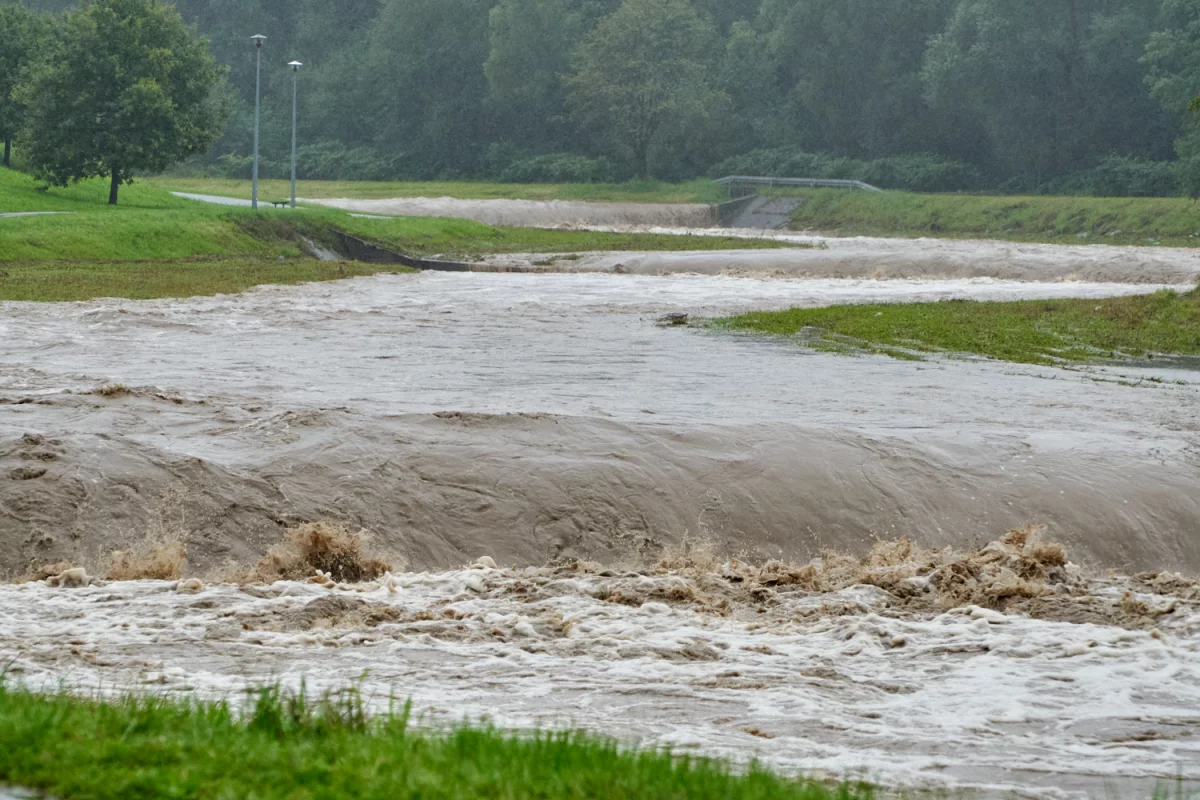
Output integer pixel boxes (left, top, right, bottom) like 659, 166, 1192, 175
288, 61, 303, 70
250, 34, 266, 48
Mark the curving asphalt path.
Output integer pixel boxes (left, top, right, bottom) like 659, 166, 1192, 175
0, 212, 72, 218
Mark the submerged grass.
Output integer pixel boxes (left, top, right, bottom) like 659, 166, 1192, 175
0, 258, 404, 302
715, 288, 1200, 366
0, 683, 868, 800
152, 176, 729, 205
788, 189, 1200, 247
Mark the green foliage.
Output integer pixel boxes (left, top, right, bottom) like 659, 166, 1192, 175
152, 175, 730, 203
484, 0, 583, 150
923, 0, 1170, 179
716, 287, 1200, 366
189, 141, 403, 181
0, 683, 869, 800
788, 188, 1200, 246
15, 0, 228, 205
491, 149, 620, 183
565, 0, 725, 177
0, 4, 54, 166
13, 0, 1200, 190
761, 0, 958, 159
1076, 156, 1182, 197
715, 148, 982, 192
0, 166, 775, 262
0, 257, 406, 302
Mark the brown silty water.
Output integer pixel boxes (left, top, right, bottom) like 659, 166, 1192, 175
2, 271, 1197, 575
2, 264, 1199, 796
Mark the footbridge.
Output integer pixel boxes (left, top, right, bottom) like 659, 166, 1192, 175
714, 175, 883, 230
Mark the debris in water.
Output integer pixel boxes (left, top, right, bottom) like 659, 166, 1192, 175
656, 312, 690, 326
44, 567, 91, 588
246, 522, 393, 584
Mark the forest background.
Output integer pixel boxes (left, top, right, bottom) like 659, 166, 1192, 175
11, 0, 1200, 196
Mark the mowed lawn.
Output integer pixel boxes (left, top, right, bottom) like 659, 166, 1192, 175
0, 168, 782, 301
152, 176, 730, 204
788, 188, 1200, 248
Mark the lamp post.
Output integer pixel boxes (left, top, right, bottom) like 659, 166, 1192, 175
288, 61, 303, 209
250, 34, 267, 210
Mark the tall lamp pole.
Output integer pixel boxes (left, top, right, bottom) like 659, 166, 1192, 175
250, 34, 267, 210
288, 61, 303, 209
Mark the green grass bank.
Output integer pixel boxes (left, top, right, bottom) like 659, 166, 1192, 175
0, 169, 778, 301
153, 176, 728, 205
788, 189, 1200, 247
0, 258, 398, 302
715, 288, 1200, 366
0, 684, 866, 800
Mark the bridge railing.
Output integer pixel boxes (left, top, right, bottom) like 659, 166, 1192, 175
715, 176, 883, 198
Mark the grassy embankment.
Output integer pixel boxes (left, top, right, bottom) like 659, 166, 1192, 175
153, 176, 728, 204
0, 169, 780, 302
716, 289, 1200, 366
0, 684, 866, 800
787, 189, 1200, 247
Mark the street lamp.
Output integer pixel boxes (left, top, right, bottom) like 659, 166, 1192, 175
288, 61, 303, 209
250, 34, 267, 210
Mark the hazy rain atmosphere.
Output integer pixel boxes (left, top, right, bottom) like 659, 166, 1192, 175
1, 0, 1200, 798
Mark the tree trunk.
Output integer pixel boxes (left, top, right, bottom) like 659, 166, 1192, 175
2, 138, 10, 168
109, 167, 120, 206
633, 142, 650, 180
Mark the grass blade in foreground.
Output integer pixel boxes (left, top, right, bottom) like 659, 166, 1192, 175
715, 289, 1200, 366
0, 684, 869, 800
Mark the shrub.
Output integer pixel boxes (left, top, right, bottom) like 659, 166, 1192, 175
294, 142, 403, 181
1078, 156, 1182, 197
499, 152, 618, 183
712, 147, 981, 192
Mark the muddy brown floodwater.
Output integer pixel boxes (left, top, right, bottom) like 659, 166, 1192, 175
2, 269, 1199, 797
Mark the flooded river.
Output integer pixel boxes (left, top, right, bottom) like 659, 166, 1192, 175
3, 270, 1199, 796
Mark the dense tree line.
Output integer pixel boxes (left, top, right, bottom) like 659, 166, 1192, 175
8, 0, 1200, 193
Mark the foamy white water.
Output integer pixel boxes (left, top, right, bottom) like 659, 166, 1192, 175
3, 563, 1198, 799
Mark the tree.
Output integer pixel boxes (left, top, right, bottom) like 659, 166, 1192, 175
0, 4, 53, 167
16, 0, 228, 204
923, 0, 1169, 180
306, 0, 493, 179
484, 0, 584, 151
565, 0, 724, 178
1144, 0, 1200, 166
758, 0, 956, 159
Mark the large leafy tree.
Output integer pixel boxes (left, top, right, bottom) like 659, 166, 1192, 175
484, 0, 584, 150
566, 0, 724, 178
307, 0, 493, 178
923, 0, 1169, 180
0, 3, 54, 167
16, 0, 228, 204
1144, 0, 1200, 158
759, 0, 957, 159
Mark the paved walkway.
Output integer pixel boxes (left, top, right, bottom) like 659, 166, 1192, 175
171, 191, 253, 207
0, 211, 73, 218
